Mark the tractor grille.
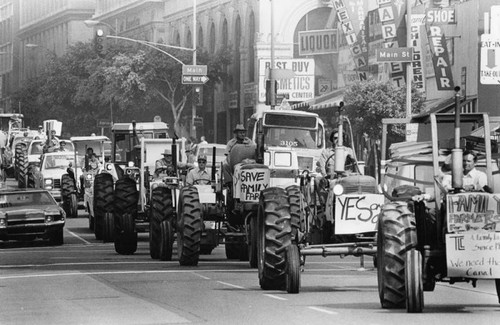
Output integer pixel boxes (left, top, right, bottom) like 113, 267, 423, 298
298, 156, 314, 171
53, 179, 61, 189
337, 175, 377, 194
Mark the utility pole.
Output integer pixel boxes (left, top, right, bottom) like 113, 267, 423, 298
192, 0, 197, 140
406, 0, 412, 118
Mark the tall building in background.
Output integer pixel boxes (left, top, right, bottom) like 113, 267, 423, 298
0, 0, 19, 113
17, 0, 96, 82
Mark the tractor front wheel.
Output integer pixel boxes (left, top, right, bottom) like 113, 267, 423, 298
377, 202, 417, 309
93, 173, 114, 240
159, 220, 174, 261
405, 248, 424, 313
149, 187, 174, 260
285, 245, 301, 294
177, 186, 202, 266
257, 187, 293, 290
113, 178, 138, 255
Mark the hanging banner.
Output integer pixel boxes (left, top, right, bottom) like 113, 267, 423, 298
410, 14, 426, 89
426, 24, 454, 90
377, 0, 408, 87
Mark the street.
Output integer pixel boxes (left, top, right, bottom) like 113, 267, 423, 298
1, 214, 499, 325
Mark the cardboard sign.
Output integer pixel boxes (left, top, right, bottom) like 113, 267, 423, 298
331, 193, 384, 234
446, 233, 500, 278
447, 193, 500, 233
237, 167, 270, 202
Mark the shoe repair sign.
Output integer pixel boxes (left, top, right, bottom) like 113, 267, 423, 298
329, 193, 384, 234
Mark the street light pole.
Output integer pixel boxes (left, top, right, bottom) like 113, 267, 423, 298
192, 0, 197, 140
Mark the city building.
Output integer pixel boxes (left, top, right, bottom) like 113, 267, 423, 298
0, 0, 19, 113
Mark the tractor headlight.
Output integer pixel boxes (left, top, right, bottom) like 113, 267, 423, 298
128, 161, 134, 167
0, 217, 6, 228
333, 184, 344, 196
86, 174, 93, 180
106, 164, 113, 171
44, 178, 53, 190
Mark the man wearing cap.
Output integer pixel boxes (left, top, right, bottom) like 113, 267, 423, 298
186, 154, 211, 185
225, 124, 254, 156
155, 148, 174, 176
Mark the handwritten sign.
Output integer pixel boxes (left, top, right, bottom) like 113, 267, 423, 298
447, 193, 500, 232
238, 168, 270, 202
446, 233, 500, 278
329, 193, 384, 234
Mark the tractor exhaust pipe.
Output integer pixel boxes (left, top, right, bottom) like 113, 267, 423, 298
451, 86, 463, 191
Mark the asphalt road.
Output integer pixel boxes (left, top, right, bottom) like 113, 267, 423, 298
1, 214, 500, 325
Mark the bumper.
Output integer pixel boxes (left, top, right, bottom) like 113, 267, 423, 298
0, 221, 65, 241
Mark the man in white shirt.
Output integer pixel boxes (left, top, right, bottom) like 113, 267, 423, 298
442, 150, 489, 192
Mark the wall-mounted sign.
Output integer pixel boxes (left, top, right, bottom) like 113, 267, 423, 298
258, 59, 315, 102
298, 29, 338, 56
426, 8, 456, 25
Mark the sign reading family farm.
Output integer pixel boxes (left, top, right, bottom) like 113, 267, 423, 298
446, 193, 500, 279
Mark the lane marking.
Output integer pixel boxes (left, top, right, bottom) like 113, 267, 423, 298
217, 281, 245, 289
308, 306, 338, 315
193, 273, 211, 280
65, 229, 92, 245
0, 269, 255, 280
263, 294, 287, 301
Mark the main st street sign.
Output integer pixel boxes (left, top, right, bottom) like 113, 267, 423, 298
182, 65, 209, 85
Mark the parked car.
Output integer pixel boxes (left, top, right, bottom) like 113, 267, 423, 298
0, 188, 65, 245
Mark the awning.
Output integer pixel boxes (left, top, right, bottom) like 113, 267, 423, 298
420, 96, 477, 115
290, 89, 344, 110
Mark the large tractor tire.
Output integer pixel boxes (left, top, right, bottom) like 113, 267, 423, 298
149, 187, 174, 260
14, 142, 26, 179
405, 248, 424, 313
285, 244, 301, 294
114, 177, 139, 255
377, 202, 417, 309
177, 186, 202, 266
159, 220, 174, 261
102, 212, 115, 243
225, 243, 241, 260
61, 174, 78, 218
93, 173, 114, 240
286, 185, 305, 242
257, 187, 293, 290
16, 147, 29, 189
248, 213, 258, 268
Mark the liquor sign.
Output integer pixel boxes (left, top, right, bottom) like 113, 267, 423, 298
258, 59, 315, 102
298, 29, 338, 56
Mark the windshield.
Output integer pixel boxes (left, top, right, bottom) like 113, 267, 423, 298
0, 191, 56, 207
197, 146, 226, 164
264, 127, 318, 149
43, 155, 74, 169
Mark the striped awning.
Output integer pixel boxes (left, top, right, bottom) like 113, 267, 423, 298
290, 89, 344, 110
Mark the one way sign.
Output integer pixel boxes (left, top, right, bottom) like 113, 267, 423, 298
480, 34, 500, 84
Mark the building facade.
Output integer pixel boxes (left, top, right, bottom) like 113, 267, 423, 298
0, 0, 19, 113
17, 0, 95, 82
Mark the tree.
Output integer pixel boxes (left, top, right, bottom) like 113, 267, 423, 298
343, 80, 425, 140
101, 46, 232, 136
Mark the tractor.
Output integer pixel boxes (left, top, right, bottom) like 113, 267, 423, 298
91, 117, 188, 253
256, 104, 382, 292
376, 90, 500, 312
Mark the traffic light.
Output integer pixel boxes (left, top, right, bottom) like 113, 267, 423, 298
194, 86, 203, 106
94, 28, 107, 57
265, 79, 278, 106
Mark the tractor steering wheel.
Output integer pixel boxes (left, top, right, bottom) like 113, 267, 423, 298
192, 179, 212, 185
